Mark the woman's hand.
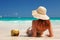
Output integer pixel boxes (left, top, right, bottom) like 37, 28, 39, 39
46, 34, 53, 37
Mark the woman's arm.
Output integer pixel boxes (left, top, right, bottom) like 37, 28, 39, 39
32, 20, 37, 37
47, 20, 54, 37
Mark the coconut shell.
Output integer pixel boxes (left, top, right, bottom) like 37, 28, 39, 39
11, 29, 19, 36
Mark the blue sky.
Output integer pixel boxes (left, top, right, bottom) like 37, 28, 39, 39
0, 0, 60, 17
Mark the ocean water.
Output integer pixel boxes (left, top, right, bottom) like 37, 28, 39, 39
0, 17, 60, 21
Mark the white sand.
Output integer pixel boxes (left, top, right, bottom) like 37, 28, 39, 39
0, 20, 60, 40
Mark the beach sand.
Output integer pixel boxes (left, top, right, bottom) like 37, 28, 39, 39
0, 20, 60, 40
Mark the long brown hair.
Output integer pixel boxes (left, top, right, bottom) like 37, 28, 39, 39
32, 19, 51, 31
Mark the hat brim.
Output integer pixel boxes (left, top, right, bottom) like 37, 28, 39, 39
32, 10, 49, 20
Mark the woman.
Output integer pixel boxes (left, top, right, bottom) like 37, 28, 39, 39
26, 6, 53, 37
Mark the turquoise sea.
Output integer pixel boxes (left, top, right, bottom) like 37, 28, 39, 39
0, 17, 60, 21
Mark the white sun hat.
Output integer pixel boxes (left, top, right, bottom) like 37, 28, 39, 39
32, 6, 49, 20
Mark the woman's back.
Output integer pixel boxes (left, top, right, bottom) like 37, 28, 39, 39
32, 19, 51, 32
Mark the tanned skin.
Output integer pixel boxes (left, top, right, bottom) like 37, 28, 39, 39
26, 19, 53, 37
